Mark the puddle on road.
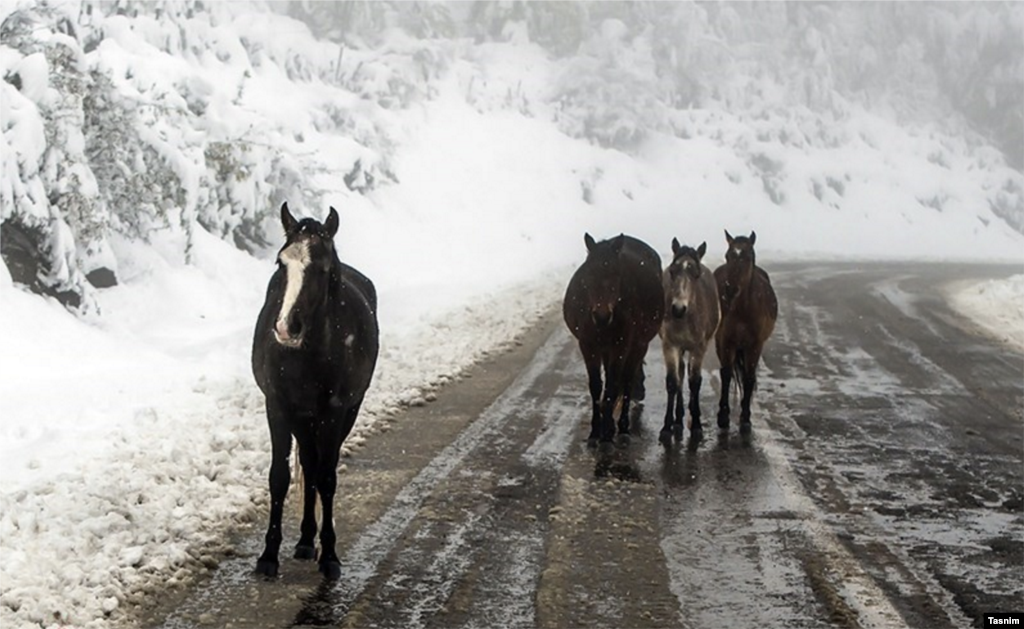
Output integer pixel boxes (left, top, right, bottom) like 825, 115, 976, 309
557, 340, 842, 629
650, 437, 836, 628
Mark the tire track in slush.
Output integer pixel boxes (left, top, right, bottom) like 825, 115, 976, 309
757, 264, 1020, 629
449, 386, 583, 629
291, 327, 582, 628
638, 270, 913, 629
749, 281, 910, 629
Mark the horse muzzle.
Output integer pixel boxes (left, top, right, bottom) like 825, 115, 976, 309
273, 318, 304, 348
591, 309, 614, 327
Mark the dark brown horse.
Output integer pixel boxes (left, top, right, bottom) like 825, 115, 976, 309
563, 233, 664, 445
252, 203, 379, 579
714, 230, 777, 433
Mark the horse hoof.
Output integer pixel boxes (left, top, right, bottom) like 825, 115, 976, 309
294, 545, 316, 560
674, 424, 685, 441
319, 560, 342, 580
586, 436, 599, 449
717, 414, 730, 430
659, 428, 673, 446
739, 421, 752, 434
255, 559, 279, 577
689, 426, 703, 442
617, 433, 631, 447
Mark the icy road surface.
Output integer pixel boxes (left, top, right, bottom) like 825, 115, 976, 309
143, 263, 1022, 629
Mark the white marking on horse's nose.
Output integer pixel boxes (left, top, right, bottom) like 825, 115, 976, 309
345, 334, 356, 347
275, 319, 290, 339
275, 240, 311, 346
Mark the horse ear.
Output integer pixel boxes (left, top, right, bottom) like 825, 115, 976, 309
671, 237, 681, 255
584, 233, 596, 252
611, 234, 625, 254
281, 202, 298, 234
724, 229, 734, 246
697, 241, 707, 259
749, 231, 756, 246
325, 206, 339, 238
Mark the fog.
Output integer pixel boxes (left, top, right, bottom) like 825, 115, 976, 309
3, 1, 1022, 310
277, 1, 1023, 167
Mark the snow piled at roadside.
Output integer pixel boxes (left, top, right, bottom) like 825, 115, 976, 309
0, 227, 564, 629
947, 275, 1024, 352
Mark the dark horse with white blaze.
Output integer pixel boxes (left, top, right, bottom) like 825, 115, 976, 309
563, 233, 664, 445
659, 238, 720, 444
252, 203, 379, 579
714, 230, 777, 433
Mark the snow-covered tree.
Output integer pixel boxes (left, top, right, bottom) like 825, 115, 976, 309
922, 3, 1024, 169
2, 3, 101, 310
283, 1, 398, 46
552, 17, 667, 150
467, 1, 586, 57
2, 0, 1021, 315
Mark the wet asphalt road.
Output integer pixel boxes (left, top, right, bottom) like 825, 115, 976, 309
142, 262, 1022, 629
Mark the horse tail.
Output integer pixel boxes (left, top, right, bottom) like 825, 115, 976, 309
733, 349, 758, 394
291, 440, 322, 521
732, 350, 746, 396
291, 438, 304, 517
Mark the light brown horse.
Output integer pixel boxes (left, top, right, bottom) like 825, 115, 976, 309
659, 238, 720, 444
714, 230, 777, 433
563, 233, 664, 446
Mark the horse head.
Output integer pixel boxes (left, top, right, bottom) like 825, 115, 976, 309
720, 230, 757, 305
582, 232, 626, 328
273, 202, 340, 348
666, 238, 707, 319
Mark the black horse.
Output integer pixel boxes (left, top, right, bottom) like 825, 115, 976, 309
252, 203, 379, 579
563, 233, 664, 446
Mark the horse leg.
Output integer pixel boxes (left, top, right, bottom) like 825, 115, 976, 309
316, 402, 361, 580
717, 346, 734, 431
687, 349, 705, 441
315, 425, 344, 579
293, 428, 319, 560
661, 344, 681, 445
674, 354, 686, 439
739, 348, 762, 433
583, 348, 603, 447
256, 406, 291, 577
601, 359, 623, 444
630, 359, 646, 402
618, 347, 648, 439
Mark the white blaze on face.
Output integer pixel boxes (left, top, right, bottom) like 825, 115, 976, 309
275, 240, 311, 342
670, 260, 692, 314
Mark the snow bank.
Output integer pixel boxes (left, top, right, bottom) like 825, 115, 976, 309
0, 222, 563, 629
947, 275, 1024, 352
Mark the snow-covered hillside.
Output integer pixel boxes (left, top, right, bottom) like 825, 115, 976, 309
1, 2, 1022, 628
